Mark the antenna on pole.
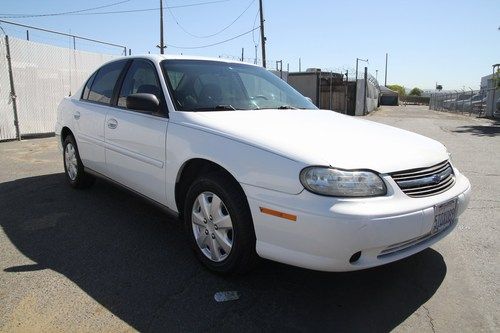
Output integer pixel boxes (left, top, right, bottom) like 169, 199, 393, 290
157, 0, 166, 54
258, 0, 266, 68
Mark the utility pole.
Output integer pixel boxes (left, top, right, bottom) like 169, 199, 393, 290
258, 0, 266, 67
375, 69, 378, 81
157, 0, 166, 54
241, 48, 244, 61
384, 53, 388, 86
299, 57, 301, 72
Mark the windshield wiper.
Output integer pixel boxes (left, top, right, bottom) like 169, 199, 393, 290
194, 104, 236, 111
259, 105, 299, 110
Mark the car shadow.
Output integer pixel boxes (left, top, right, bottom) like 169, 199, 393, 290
1, 174, 447, 332
451, 119, 500, 137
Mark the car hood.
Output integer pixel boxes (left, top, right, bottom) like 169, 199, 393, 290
177, 109, 448, 174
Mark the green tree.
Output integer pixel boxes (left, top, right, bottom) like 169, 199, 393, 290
409, 87, 423, 96
387, 84, 406, 96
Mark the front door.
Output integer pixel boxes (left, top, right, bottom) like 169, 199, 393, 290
104, 59, 168, 204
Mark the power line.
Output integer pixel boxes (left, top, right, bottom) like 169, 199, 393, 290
165, 0, 255, 39
0, 0, 130, 18
251, 9, 260, 46
166, 26, 259, 49
0, 0, 231, 18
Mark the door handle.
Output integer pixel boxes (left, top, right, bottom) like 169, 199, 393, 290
107, 118, 118, 129
74, 111, 80, 120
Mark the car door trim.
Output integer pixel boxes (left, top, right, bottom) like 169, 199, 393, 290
78, 132, 105, 147
104, 140, 164, 169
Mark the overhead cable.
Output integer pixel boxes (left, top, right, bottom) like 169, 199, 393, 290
166, 26, 260, 49
0, 0, 130, 18
165, 0, 255, 39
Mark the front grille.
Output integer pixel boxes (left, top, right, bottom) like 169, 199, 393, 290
390, 160, 455, 198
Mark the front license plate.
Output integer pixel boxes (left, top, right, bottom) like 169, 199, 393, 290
432, 198, 457, 234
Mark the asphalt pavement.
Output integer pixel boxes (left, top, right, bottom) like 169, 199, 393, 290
0, 105, 498, 332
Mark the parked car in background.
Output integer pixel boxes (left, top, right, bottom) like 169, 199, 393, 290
454, 93, 472, 111
55, 55, 471, 274
470, 93, 487, 114
442, 97, 453, 110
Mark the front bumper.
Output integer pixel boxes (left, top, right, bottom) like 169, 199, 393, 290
243, 170, 471, 272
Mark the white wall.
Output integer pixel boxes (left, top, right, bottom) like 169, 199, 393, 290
355, 79, 380, 116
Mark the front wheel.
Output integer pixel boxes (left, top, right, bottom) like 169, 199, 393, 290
184, 173, 258, 274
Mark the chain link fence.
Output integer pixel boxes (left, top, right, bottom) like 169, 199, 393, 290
0, 36, 119, 141
429, 90, 487, 116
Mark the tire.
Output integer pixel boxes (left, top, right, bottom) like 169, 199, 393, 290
184, 172, 258, 274
63, 134, 95, 189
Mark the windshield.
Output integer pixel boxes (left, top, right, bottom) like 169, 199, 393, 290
161, 60, 317, 111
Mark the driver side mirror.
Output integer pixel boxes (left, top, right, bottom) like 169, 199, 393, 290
126, 93, 160, 113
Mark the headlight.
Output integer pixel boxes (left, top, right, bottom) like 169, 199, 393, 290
299, 167, 387, 197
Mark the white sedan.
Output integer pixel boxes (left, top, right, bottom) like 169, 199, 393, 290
55, 55, 471, 274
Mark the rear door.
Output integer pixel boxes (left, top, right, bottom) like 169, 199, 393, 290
104, 59, 168, 204
74, 60, 128, 173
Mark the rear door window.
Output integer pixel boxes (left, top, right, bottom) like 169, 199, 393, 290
82, 71, 97, 100
87, 60, 127, 105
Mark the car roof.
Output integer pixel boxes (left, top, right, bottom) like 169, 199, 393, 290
103, 54, 261, 67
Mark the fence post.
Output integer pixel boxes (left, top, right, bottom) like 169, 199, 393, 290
329, 71, 332, 110
363, 67, 368, 115
5, 35, 21, 141
344, 70, 348, 114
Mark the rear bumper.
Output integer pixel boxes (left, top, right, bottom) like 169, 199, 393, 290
243, 171, 471, 272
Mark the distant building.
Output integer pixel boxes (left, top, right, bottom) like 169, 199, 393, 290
379, 86, 398, 105
286, 69, 379, 116
480, 73, 500, 118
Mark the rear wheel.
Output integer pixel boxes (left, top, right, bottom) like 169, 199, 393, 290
184, 172, 258, 274
63, 135, 95, 189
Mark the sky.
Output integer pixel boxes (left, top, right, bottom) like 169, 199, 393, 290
0, 0, 499, 90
